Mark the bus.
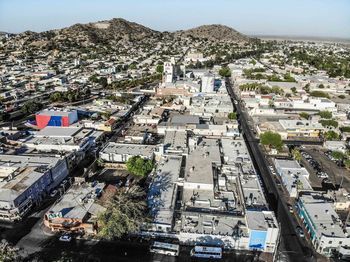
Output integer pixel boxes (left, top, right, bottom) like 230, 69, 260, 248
190, 246, 222, 259
150, 241, 180, 256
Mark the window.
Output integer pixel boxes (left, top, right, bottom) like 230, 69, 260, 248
339, 241, 343, 245
328, 241, 332, 244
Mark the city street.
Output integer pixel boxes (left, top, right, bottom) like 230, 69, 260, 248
226, 78, 315, 262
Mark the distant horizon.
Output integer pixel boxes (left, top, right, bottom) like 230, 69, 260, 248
0, 0, 349, 39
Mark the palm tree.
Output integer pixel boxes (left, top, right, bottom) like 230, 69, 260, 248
291, 148, 302, 162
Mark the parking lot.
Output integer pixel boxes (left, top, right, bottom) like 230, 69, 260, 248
301, 146, 350, 191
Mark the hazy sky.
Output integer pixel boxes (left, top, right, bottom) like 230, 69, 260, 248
0, 0, 349, 38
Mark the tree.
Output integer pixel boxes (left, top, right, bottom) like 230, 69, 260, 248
344, 159, 350, 170
22, 101, 43, 115
319, 119, 338, 128
128, 63, 137, 70
97, 186, 147, 240
324, 130, 339, 140
0, 240, 20, 262
331, 151, 345, 160
260, 131, 284, 151
89, 74, 99, 83
271, 86, 284, 95
291, 87, 297, 93
50, 92, 62, 102
340, 126, 350, 133
228, 112, 237, 120
318, 110, 332, 119
126, 156, 154, 178
309, 91, 330, 99
299, 112, 309, 120
99, 77, 108, 88
219, 66, 231, 77
292, 148, 302, 162
156, 64, 164, 74
260, 85, 271, 94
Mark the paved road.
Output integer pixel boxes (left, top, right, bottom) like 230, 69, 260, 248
226, 78, 315, 262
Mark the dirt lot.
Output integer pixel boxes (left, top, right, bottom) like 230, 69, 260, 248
302, 146, 350, 191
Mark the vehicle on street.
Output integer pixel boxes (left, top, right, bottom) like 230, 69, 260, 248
190, 246, 222, 259
59, 234, 72, 242
296, 226, 305, 238
50, 190, 58, 198
150, 241, 179, 256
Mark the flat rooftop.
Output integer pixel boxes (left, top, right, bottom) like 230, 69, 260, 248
246, 210, 278, 231
185, 138, 221, 185
221, 138, 251, 165
37, 108, 76, 116
178, 211, 249, 237
35, 126, 82, 138
299, 193, 348, 238
169, 115, 200, 125
275, 159, 304, 170
148, 156, 182, 225
47, 182, 105, 220
101, 142, 156, 157
164, 130, 187, 150
279, 120, 323, 130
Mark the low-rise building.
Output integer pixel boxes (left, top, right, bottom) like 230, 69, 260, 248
36, 108, 78, 129
99, 142, 156, 163
147, 155, 182, 233
274, 159, 312, 197
0, 155, 69, 222
297, 192, 350, 256
44, 181, 106, 235
24, 126, 103, 153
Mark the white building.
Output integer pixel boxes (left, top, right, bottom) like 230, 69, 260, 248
99, 142, 156, 163
274, 159, 312, 198
201, 73, 215, 93
297, 192, 350, 256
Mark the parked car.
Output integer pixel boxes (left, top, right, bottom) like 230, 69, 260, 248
50, 190, 58, 198
287, 204, 294, 213
59, 234, 72, 242
296, 226, 305, 238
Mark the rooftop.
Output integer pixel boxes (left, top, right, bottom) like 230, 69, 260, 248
100, 142, 156, 157
148, 155, 182, 225
47, 182, 105, 221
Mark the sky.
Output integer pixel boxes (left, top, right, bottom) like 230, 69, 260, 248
0, 0, 349, 38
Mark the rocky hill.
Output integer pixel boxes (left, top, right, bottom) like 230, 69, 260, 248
176, 24, 250, 42
11, 18, 250, 49
60, 18, 161, 43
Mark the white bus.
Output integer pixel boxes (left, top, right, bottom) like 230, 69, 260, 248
150, 241, 180, 256
190, 246, 222, 259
